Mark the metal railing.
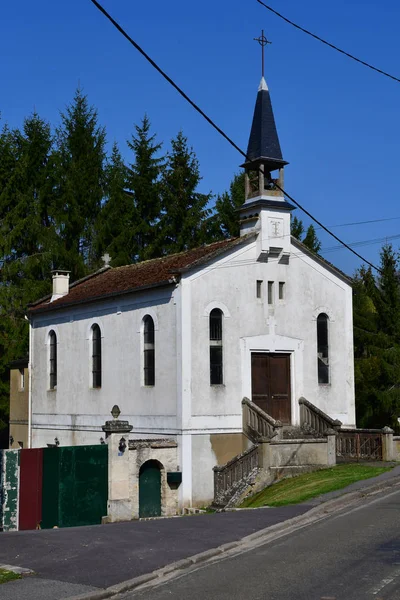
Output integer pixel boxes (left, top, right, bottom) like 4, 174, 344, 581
242, 397, 282, 442
299, 397, 342, 435
213, 445, 259, 506
336, 429, 383, 461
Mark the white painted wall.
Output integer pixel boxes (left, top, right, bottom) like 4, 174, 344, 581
185, 233, 355, 505
187, 238, 354, 429
30, 286, 178, 448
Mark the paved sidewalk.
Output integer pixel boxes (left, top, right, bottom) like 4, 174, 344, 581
0, 464, 399, 600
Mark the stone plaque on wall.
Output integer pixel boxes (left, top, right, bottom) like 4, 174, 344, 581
268, 218, 284, 239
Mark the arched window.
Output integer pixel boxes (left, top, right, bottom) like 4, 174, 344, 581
92, 324, 102, 388
49, 330, 57, 390
210, 309, 223, 385
143, 316, 155, 386
317, 313, 329, 384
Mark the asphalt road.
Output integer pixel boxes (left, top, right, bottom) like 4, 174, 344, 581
0, 505, 309, 589
125, 488, 400, 600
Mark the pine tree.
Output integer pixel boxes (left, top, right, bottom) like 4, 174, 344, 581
214, 172, 245, 238
159, 131, 212, 254
95, 143, 134, 267
126, 115, 164, 261
290, 215, 305, 240
0, 114, 56, 435
290, 216, 321, 254
54, 88, 107, 276
0, 124, 21, 434
375, 245, 400, 341
302, 224, 321, 254
353, 249, 400, 429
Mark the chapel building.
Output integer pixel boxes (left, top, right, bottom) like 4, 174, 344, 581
26, 71, 355, 507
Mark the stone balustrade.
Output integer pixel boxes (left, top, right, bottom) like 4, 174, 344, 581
299, 397, 342, 435
213, 444, 259, 507
242, 397, 282, 442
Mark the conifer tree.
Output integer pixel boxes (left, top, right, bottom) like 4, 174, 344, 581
126, 115, 164, 261
290, 216, 321, 254
302, 224, 321, 254
214, 172, 245, 238
159, 131, 212, 254
290, 215, 305, 240
375, 245, 400, 341
0, 124, 21, 433
0, 115, 56, 434
95, 143, 134, 267
54, 88, 106, 276
353, 247, 400, 429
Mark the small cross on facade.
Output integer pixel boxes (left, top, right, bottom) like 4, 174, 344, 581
268, 315, 277, 336
102, 252, 111, 267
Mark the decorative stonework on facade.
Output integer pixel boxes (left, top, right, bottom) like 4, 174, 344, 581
102, 407, 133, 523
129, 440, 179, 519
102, 409, 179, 522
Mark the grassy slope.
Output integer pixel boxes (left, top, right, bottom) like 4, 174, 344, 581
241, 464, 392, 508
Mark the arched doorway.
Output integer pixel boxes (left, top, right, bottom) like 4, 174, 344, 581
139, 460, 161, 518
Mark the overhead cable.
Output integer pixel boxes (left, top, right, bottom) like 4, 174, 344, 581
88, 0, 382, 273
316, 216, 400, 230
273, 182, 381, 271
256, 0, 400, 85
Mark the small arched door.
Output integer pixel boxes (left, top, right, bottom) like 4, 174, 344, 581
139, 460, 161, 518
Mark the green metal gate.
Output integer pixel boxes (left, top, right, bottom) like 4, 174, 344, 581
42, 444, 108, 528
139, 460, 161, 518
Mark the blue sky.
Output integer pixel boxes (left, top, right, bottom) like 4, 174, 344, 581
1, 0, 400, 275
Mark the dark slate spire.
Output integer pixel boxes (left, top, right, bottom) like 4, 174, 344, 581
245, 77, 286, 168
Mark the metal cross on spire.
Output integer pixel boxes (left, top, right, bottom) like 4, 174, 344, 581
253, 30, 272, 78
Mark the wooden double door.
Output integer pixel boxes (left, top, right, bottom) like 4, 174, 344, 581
251, 353, 291, 424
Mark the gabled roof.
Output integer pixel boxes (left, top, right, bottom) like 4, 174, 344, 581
29, 236, 255, 314
245, 77, 286, 168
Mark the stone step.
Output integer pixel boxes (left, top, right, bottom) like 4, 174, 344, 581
282, 425, 324, 439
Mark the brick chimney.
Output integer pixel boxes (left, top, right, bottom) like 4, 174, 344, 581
51, 270, 70, 302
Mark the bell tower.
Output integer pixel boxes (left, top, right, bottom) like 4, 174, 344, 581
239, 32, 294, 262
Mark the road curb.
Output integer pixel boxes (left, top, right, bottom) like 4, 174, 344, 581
65, 474, 400, 600
0, 563, 34, 576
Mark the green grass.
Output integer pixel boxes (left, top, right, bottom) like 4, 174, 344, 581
0, 569, 21, 585
240, 464, 392, 508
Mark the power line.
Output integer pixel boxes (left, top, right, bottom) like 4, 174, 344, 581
89, 0, 382, 274
316, 216, 400, 230
273, 181, 381, 271
89, 0, 245, 160
256, 0, 400, 85
322, 233, 400, 254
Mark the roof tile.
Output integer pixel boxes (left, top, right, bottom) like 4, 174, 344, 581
30, 237, 250, 313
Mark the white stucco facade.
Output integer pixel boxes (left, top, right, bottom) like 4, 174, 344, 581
28, 215, 355, 508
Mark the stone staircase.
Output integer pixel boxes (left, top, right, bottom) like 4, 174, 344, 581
212, 397, 339, 509
282, 424, 324, 440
